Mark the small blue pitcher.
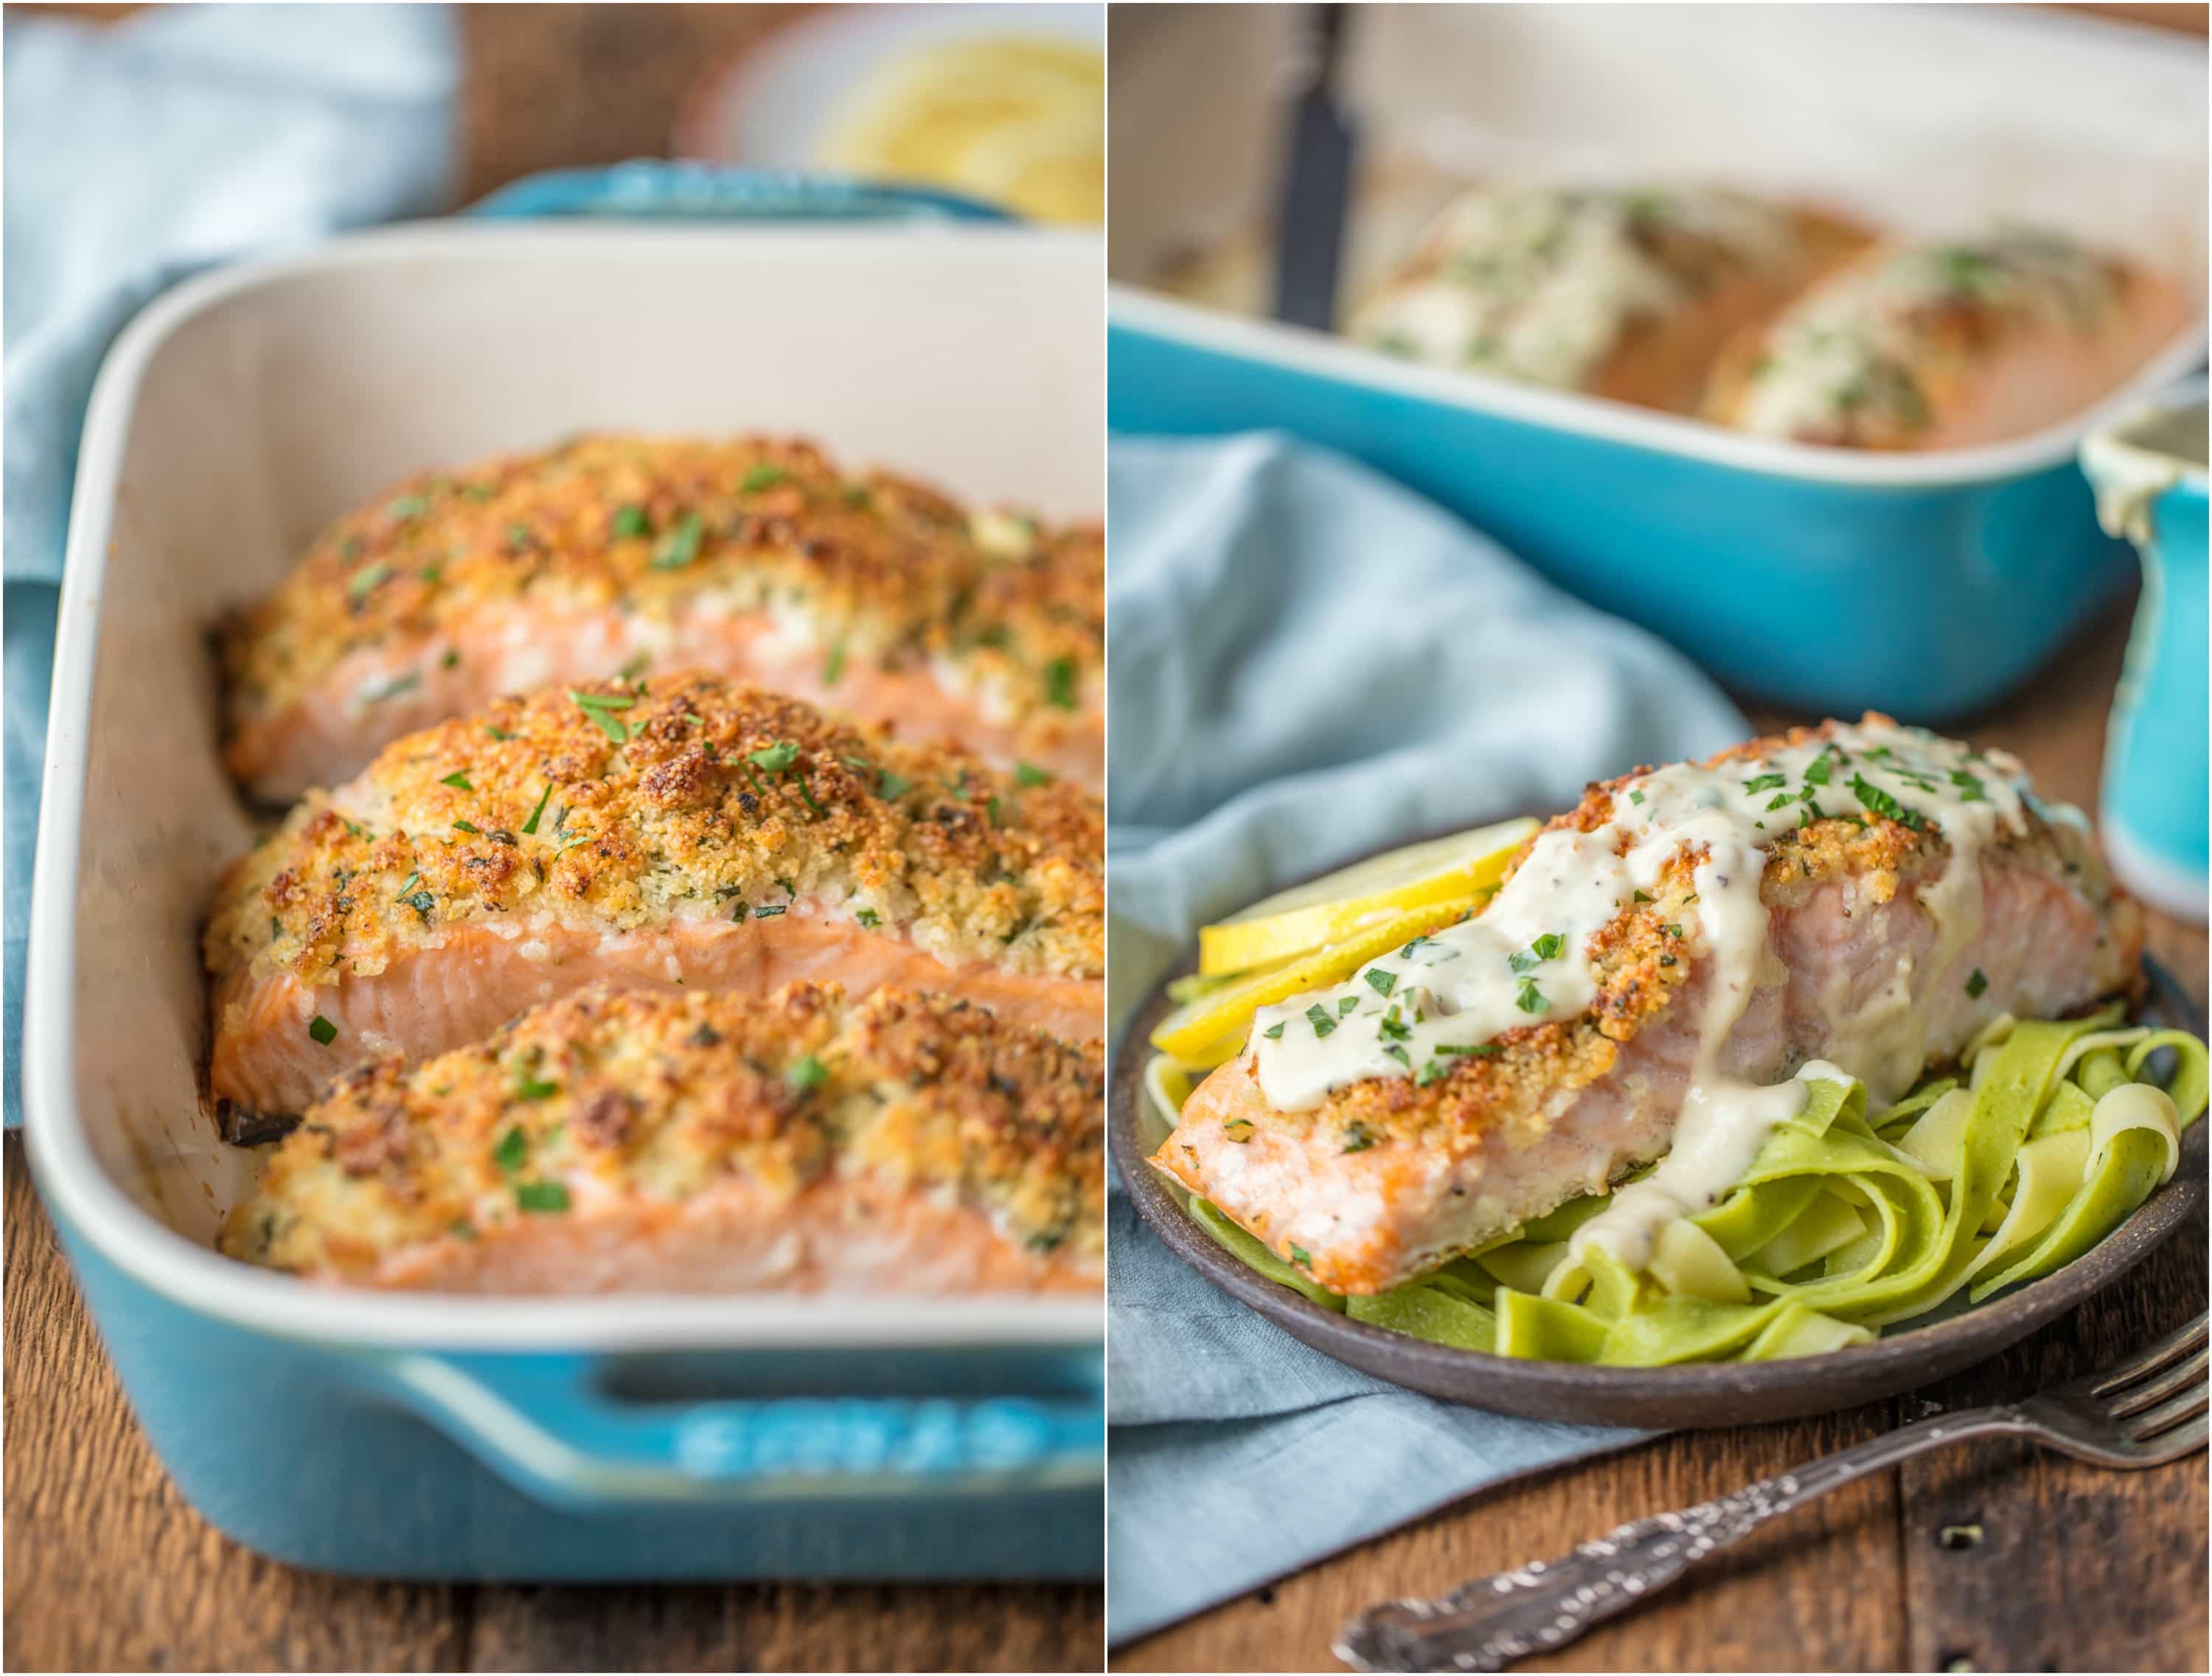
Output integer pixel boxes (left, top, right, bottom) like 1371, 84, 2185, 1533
2082, 378, 2208, 922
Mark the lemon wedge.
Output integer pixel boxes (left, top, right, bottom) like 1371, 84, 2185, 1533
1152, 894, 1486, 1067
1197, 818, 1537, 978
818, 35, 1103, 225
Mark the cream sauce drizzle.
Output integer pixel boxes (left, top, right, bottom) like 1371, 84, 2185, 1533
1736, 226, 2118, 441
1355, 185, 1798, 389
1249, 720, 2046, 1268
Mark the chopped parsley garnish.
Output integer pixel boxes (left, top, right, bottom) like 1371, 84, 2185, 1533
386, 495, 428, 521
1377, 1014, 1411, 1043
514, 1071, 560, 1101
1508, 933, 1561, 975
1742, 772, 1788, 794
521, 784, 554, 835
855, 907, 882, 929
1627, 790, 1646, 805
741, 464, 790, 494
515, 1181, 571, 1213
1804, 748, 1836, 787
1043, 656, 1079, 711
877, 768, 914, 800
1966, 968, 1989, 999
1849, 772, 1926, 830
1365, 968, 1397, 998
650, 511, 704, 570
788, 1054, 829, 1091
492, 1127, 528, 1172
1342, 1121, 1377, 1152
752, 903, 787, 919
439, 771, 473, 790
347, 563, 393, 600
986, 795, 1002, 828
452, 818, 479, 835
1951, 769, 1987, 802
748, 740, 801, 774
1263, 1022, 1286, 1040
1436, 1043, 1497, 1056
1288, 1245, 1312, 1268
824, 640, 846, 686
1764, 792, 1792, 812
611, 504, 651, 540
570, 689, 637, 744
307, 1015, 337, 1046
1382, 1045, 1412, 1069
1514, 976, 1545, 1014
1416, 1057, 1452, 1088
393, 872, 422, 899
1306, 1003, 1338, 1038
1015, 762, 1053, 787
1632, 889, 1653, 903
1222, 1118, 1255, 1144
400, 890, 435, 921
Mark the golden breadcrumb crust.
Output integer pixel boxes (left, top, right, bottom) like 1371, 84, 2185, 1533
220, 981, 1103, 1276
1248, 715, 2124, 1154
219, 433, 1102, 731
204, 675, 1103, 990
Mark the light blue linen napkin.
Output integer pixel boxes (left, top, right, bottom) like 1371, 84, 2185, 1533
1107, 432, 1749, 1644
2, 3, 459, 1125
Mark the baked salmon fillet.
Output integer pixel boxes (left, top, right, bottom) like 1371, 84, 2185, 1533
219, 981, 1102, 1293
1153, 717, 2140, 1296
1350, 184, 1867, 412
218, 434, 1104, 803
1704, 227, 2193, 448
204, 674, 1102, 1130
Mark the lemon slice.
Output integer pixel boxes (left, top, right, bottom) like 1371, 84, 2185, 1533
1152, 894, 1485, 1067
1197, 818, 1537, 977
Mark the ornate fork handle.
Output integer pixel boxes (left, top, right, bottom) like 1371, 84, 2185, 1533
1336, 1408, 2028, 1673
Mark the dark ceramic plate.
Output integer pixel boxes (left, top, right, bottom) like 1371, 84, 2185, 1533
1113, 933, 2205, 1428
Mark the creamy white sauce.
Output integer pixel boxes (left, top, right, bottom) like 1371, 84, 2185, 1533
1248, 719, 2046, 1267
1737, 226, 2118, 441
1355, 185, 1797, 390
2081, 400, 2208, 546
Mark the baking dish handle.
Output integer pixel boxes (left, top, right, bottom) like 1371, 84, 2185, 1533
465, 161, 1019, 225
368, 1349, 1103, 1509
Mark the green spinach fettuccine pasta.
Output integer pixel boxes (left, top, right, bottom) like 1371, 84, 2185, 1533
1163, 1008, 2205, 1365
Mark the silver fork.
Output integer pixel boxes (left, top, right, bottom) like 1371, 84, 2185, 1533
1336, 1313, 2210, 1674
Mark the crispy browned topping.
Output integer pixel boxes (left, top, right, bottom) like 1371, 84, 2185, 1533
1248, 716, 2112, 1152
204, 675, 1103, 987
220, 982, 1104, 1276
219, 433, 1102, 729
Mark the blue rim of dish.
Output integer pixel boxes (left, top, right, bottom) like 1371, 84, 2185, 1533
468, 160, 1020, 225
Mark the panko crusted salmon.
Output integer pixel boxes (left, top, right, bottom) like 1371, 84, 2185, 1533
1154, 717, 2140, 1296
219, 981, 1103, 1293
219, 434, 1104, 803
1704, 228, 2193, 449
205, 674, 1102, 1129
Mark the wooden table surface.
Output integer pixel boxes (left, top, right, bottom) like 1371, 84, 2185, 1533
1118, 594, 2210, 1674
2, 7, 1099, 1672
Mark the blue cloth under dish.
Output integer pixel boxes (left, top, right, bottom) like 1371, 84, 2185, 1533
1106, 433, 1750, 1644
2, 4, 459, 1125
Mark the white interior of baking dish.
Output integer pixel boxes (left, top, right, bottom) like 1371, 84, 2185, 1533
1107, 2, 2208, 484
24, 222, 1105, 1349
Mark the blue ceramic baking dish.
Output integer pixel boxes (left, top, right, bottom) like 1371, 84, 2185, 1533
1110, 287, 2207, 724
22, 202, 1105, 1579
